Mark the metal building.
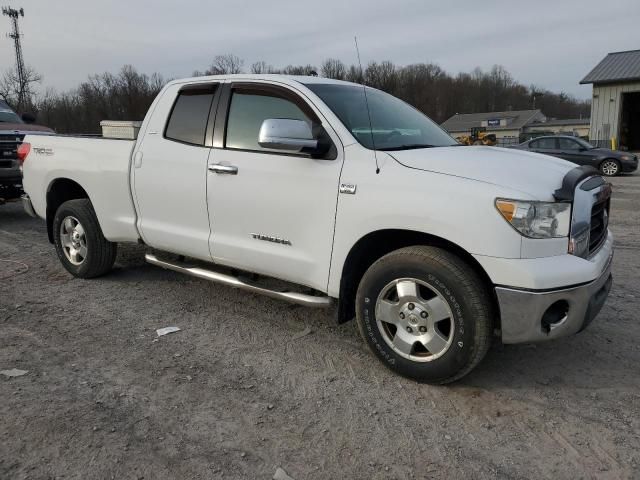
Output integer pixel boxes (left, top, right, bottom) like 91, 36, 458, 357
581, 49, 640, 151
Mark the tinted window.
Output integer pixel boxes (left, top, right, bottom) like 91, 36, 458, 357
531, 138, 556, 149
225, 90, 310, 152
165, 89, 215, 146
304, 83, 456, 150
558, 138, 581, 150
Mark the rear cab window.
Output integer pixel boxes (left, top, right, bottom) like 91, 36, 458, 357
164, 85, 217, 146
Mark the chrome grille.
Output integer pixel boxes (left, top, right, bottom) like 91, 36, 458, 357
569, 176, 611, 259
589, 197, 610, 254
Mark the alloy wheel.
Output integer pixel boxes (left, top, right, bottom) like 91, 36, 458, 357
60, 216, 88, 265
375, 278, 455, 362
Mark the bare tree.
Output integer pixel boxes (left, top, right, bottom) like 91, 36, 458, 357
0, 65, 41, 111
250, 61, 276, 74
280, 64, 318, 76
203, 54, 244, 75
34, 66, 165, 134
30, 57, 591, 135
321, 59, 346, 80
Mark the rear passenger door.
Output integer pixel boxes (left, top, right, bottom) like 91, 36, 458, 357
529, 137, 559, 157
133, 83, 219, 260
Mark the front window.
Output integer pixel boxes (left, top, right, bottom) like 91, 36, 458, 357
304, 83, 457, 150
225, 89, 311, 153
0, 102, 22, 124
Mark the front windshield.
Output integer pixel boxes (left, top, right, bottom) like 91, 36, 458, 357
0, 102, 22, 124
304, 83, 457, 150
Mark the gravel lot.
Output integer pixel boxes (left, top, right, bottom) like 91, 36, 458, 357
1, 174, 639, 480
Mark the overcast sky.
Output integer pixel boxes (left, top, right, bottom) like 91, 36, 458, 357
1, 0, 638, 99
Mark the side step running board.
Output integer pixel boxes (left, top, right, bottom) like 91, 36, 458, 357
145, 253, 333, 308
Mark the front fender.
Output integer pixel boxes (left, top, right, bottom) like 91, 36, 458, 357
327, 149, 525, 296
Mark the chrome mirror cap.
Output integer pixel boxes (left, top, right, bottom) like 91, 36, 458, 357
258, 118, 318, 151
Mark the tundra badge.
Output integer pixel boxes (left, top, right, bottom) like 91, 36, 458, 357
251, 233, 292, 246
339, 183, 357, 194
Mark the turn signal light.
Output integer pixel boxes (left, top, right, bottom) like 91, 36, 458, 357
495, 200, 516, 221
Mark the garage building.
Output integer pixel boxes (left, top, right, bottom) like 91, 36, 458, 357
581, 49, 640, 151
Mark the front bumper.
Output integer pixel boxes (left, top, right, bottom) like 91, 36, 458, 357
496, 241, 613, 344
621, 157, 638, 173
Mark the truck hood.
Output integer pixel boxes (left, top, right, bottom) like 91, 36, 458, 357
0, 123, 54, 134
386, 146, 575, 200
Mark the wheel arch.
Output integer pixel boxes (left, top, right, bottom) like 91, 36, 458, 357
336, 229, 498, 325
46, 178, 90, 243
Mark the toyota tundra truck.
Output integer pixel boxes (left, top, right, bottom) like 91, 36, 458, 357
20, 75, 614, 383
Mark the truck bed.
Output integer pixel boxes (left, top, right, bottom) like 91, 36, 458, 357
22, 135, 140, 242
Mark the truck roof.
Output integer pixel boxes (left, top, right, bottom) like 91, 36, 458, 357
166, 74, 360, 89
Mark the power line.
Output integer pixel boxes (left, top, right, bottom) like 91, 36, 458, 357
2, 6, 28, 110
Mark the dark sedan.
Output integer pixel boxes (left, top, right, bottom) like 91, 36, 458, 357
513, 135, 638, 176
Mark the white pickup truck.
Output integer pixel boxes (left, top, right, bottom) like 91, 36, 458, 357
21, 75, 614, 383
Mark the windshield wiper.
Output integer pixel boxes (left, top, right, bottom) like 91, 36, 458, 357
378, 144, 438, 151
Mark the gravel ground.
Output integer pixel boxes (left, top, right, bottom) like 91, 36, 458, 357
1, 174, 639, 480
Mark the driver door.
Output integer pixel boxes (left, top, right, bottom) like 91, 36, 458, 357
206, 82, 344, 291
557, 137, 590, 166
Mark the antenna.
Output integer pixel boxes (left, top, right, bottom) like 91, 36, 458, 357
2, 6, 28, 111
354, 36, 380, 174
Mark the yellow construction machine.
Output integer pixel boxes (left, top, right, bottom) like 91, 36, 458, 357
456, 127, 497, 146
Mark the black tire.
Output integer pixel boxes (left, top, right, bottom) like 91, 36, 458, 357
355, 246, 494, 384
53, 199, 117, 278
599, 159, 621, 176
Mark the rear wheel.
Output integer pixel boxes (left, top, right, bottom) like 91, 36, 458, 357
600, 159, 620, 176
355, 246, 494, 384
53, 199, 117, 278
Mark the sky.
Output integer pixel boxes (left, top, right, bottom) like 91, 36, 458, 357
1, 0, 638, 100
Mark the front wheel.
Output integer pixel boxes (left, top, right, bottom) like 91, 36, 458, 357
600, 159, 620, 176
53, 199, 117, 278
355, 246, 494, 384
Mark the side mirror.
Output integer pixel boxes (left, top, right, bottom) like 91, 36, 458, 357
21, 112, 36, 124
258, 118, 318, 152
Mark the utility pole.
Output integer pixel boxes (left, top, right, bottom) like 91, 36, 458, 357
2, 6, 27, 110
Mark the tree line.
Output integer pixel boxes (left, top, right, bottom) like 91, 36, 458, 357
1, 54, 590, 134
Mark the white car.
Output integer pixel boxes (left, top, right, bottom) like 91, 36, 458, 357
20, 75, 614, 383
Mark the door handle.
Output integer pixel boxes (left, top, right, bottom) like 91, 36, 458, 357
133, 151, 143, 168
208, 164, 238, 175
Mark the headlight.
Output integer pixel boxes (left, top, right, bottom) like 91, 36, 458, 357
495, 199, 571, 238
